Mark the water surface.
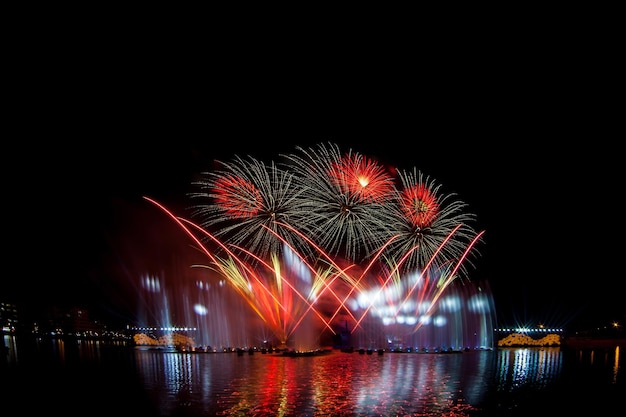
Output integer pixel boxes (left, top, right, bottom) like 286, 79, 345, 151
2, 337, 623, 416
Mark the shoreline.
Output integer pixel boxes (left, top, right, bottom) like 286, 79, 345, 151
561, 336, 626, 349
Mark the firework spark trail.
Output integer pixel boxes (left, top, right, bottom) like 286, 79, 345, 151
392, 224, 463, 319
231, 244, 339, 337
295, 267, 354, 338
326, 234, 401, 326
267, 222, 364, 327
145, 197, 297, 330
287, 265, 356, 336
349, 237, 425, 333
176, 219, 289, 315
180, 220, 334, 342
144, 196, 284, 323
149, 196, 355, 342
149, 196, 347, 343
411, 229, 486, 333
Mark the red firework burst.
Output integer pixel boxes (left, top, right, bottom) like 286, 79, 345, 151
400, 183, 440, 228
328, 153, 395, 203
212, 175, 262, 219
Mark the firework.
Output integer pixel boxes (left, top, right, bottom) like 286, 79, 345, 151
146, 142, 489, 349
189, 154, 313, 264
146, 196, 356, 346
381, 167, 481, 276
282, 142, 398, 263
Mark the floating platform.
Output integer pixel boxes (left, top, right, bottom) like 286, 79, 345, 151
280, 349, 332, 357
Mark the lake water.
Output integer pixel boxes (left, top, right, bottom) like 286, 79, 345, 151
2, 336, 624, 416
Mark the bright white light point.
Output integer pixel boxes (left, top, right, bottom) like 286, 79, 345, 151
433, 315, 447, 327
384, 287, 400, 302
380, 305, 393, 317
441, 296, 461, 312
357, 292, 370, 309
283, 243, 312, 284
407, 271, 423, 287
194, 304, 208, 315
142, 275, 161, 293
358, 177, 369, 187
468, 294, 487, 312
418, 301, 431, 313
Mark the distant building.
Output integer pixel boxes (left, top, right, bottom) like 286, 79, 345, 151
1, 301, 19, 334
47, 306, 107, 337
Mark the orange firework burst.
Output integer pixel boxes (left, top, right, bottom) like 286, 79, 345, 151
399, 183, 439, 229
212, 175, 262, 219
328, 153, 395, 204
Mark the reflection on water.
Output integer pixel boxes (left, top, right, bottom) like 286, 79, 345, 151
613, 346, 620, 384
134, 348, 497, 416
576, 346, 622, 382
496, 347, 563, 391
483, 345, 624, 416
134, 348, 491, 416
2, 336, 624, 416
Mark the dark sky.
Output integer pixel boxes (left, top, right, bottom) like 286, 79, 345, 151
5, 28, 623, 334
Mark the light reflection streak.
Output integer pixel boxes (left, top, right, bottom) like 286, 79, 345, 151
613, 346, 620, 384
496, 347, 563, 391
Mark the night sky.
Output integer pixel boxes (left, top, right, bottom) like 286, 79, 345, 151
5, 30, 623, 334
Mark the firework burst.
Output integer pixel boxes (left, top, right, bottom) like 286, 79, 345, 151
282, 142, 398, 263
189, 155, 312, 264
382, 167, 481, 276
